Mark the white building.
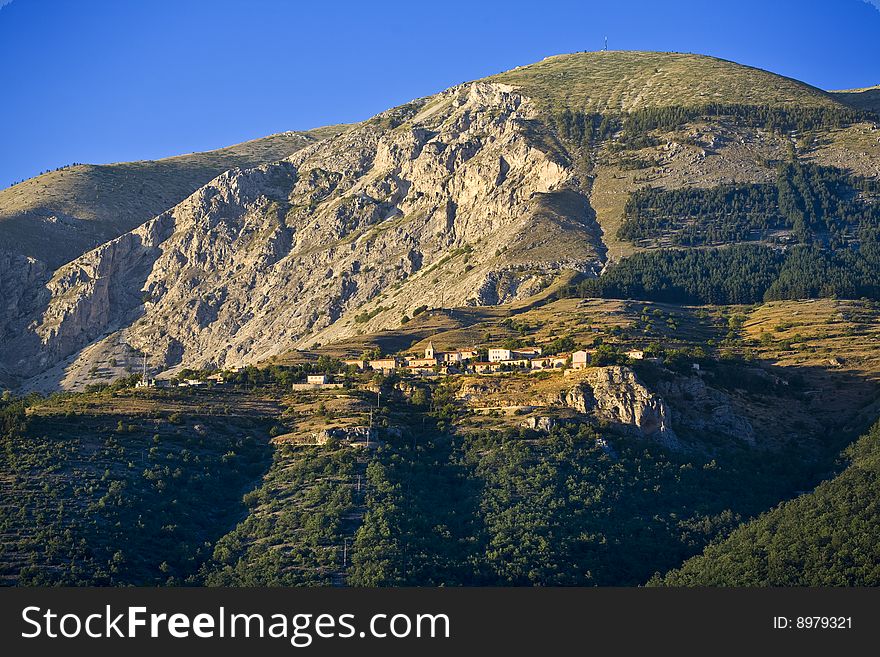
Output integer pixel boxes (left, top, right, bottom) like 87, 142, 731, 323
489, 347, 544, 363
488, 348, 512, 362
571, 351, 590, 369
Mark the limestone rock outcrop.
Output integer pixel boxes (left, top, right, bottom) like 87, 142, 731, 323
656, 375, 756, 445
562, 367, 679, 448
4, 82, 604, 389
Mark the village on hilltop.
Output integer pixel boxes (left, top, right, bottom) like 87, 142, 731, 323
346, 342, 648, 375
299, 341, 656, 387
134, 339, 659, 390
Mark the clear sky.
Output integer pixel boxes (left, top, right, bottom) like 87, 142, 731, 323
1, 0, 879, 189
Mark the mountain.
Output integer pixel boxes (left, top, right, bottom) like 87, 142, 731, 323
4, 50, 880, 589
2, 51, 878, 391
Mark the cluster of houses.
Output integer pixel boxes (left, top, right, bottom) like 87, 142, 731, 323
342, 342, 480, 375
135, 341, 654, 391
135, 372, 227, 389
338, 342, 649, 377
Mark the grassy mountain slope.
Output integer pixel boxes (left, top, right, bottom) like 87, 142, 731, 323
653, 421, 880, 586
0, 126, 349, 268
492, 51, 844, 113
830, 85, 880, 113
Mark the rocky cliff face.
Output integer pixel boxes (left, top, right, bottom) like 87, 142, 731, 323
455, 366, 680, 447
5, 82, 604, 388
562, 366, 679, 448
0, 250, 48, 387
0, 132, 328, 388
656, 375, 756, 445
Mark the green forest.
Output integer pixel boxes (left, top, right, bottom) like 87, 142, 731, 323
569, 244, 880, 305
184, 388, 855, 586
341, 422, 837, 586
653, 421, 880, 586
2, 386, 849, 587
618, 183, 784, 246
0, 395, 272, 585
617, 162, 880, 247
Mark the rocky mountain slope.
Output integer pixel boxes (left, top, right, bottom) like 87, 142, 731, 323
0, 127, 348, 387
6, 80, 606, 389
0, 127, 346, 269
3, 51, 878, 390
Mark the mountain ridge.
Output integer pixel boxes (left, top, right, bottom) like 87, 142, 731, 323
492, 50, 847, 113
0, 126, 351, 268
830, 84, 880, 113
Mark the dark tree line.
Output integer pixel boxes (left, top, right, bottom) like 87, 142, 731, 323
551, 104, 875, 156
551, 109, 616, 148
572, 245, 785, 304
618, 162, 880, 247
571, 243, 880, 305
620, 103, 875, 136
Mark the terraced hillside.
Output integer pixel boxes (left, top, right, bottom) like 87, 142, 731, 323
0, 387, 276, 585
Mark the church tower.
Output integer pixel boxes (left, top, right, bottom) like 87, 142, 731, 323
426, 341, 435, 359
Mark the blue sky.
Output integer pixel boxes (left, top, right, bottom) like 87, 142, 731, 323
1, 0, 879, 189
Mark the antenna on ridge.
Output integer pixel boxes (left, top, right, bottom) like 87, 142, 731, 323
604, 36, 608, 51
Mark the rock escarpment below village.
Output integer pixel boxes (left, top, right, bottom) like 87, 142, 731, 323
456, 365, 680, 448
4, 82, 604, 389
562, 366, 679, 448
